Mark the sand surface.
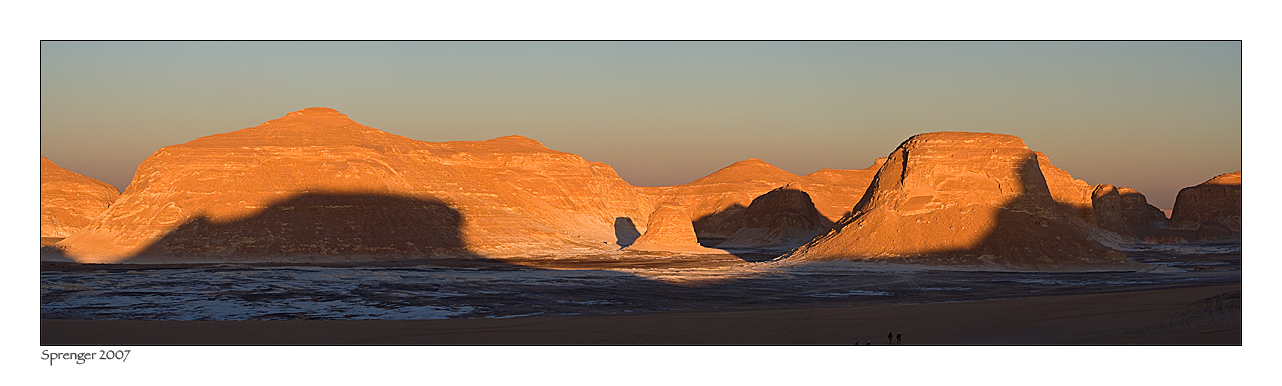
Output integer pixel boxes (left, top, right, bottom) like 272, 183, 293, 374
42, 283, 1239, 345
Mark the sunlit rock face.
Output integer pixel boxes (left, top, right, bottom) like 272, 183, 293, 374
1036, 151, 1098, 225
788, 132, 1127, 270
640, 158, 808, 240
56, 107, 651, 262
714, 187, 833, 249
41, 157, 120, 238
639, 158, 877, 241
800, 158, 885, 223
1166, 171, 1241, 232
625, 203, 720, 253
1034, 152, 1145, 239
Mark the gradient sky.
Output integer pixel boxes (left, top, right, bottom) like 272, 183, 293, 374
40, 41, 1241, 209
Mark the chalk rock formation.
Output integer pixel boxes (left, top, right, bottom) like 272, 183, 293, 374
1090, 184, 1132, 237
714, 187, 833, 249
56, 107, 651, 262
1034, 152, 1152, 239
1036, 152, 1097, 224
640, 158, 876, 241
1117, 187, 1167, 228
1167, 171, 1242, 231
801, 157, 885, 222
788, 132, 1128, 269
641, 159, 806, 239
625, 203, 720, 253
41, 156, 120, 238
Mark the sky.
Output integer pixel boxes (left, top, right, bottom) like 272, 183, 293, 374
40, 41, 1241, 209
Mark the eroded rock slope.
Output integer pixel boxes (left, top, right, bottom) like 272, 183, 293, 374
788, 132, 1130, 270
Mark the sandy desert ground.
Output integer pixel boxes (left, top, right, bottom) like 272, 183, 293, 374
41, 283, 1239, 345
41, 241, 1240, 345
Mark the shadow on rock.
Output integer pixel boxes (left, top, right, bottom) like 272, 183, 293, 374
614, 217, 641, 247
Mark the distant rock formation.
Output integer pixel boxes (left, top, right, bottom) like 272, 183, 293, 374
1167, 171, 1242, 232
642, 158, 803, 239
800, 157, 885, 221
714, 187, 833, 249
1117, 187, 1167, 228
1036, 152, 1097, 224
788, 132, 1128, 270
56, 107, 652, 262
41, 156, 120, 238
1034, 152, 1146, 240
625, 203, 720, 253
1090, 184, 1132, 237
639, 157, 877, 244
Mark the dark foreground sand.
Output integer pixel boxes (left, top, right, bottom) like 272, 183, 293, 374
42, 283, 1239, 345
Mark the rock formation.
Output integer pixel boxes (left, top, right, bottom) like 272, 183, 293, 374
714, 187, 833, 249
41, 156, 120, 239
625, 203, 720, 253
1167, 171, 1242, 231
56, 107, 653, 262
639, 157, 877, 244
1090, 184, 1132, 237
1117, 187, 1167, 228
1034, 152, 1146, 240
640, 158, 807, 239
800, 158, 885, 221
788, 132, 1128, 270
1036, 152, 1098, 224
1031, 151, 1172, 241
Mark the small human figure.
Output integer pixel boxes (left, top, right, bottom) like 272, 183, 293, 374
887, 332, 893, 345
896, 333, 902, 345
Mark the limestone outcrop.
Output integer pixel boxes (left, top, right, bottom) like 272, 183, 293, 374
639, 158, 877, 243
639, 159, 807, 239
1034, 152, 1169, 240
41, 157, 120, 239
1090, 184, 1132, 237
800, 157, 885, 221
56, 107, 652, 262
625, 203, 720, 253
1117, 187, 1168, 228
788, 132, 1128, 270
1167, 171, 1241, 231
713, 187, 833, 249
1036, 152, 1097, 224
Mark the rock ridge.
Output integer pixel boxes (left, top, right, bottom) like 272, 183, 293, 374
55, 108, 651, 262
1167, 171, 1241, 231
41, 156, 121, 238
788, 131, 1129, 270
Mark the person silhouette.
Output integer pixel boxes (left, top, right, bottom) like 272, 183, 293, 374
866, 340, 871, 345
896, 333, 902, 345
887, 332, 893, 345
